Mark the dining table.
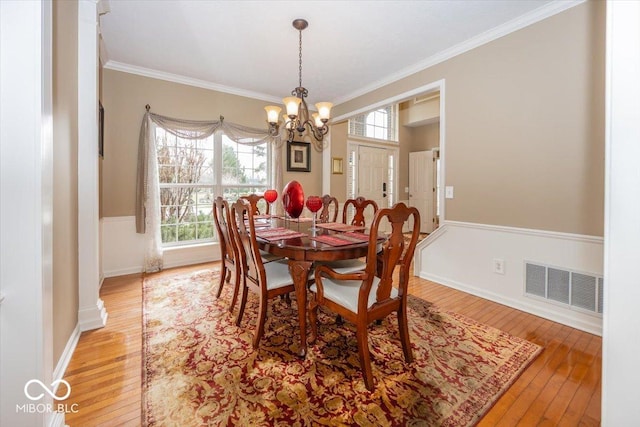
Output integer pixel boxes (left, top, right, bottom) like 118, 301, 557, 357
254, 216, 384, 358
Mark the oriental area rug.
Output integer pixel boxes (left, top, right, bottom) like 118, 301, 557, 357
143, 269, 541, 426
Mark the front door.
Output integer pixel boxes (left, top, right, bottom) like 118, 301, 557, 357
357, 145, 390, 228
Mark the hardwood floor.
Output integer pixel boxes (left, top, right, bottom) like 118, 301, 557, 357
62, 262, 601, 426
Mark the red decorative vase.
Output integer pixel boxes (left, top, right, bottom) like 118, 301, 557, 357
282, 180, 305, 219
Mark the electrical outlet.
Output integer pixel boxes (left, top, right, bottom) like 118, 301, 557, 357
493, 258, 505, 275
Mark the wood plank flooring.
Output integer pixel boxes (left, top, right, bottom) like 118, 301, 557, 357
62, 262, 601, 426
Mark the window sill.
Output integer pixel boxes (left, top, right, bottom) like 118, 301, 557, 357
163, 241, 218, 252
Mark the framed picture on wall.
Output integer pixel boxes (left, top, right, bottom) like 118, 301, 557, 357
286, 141, 311, 172
332, 157, 343, 174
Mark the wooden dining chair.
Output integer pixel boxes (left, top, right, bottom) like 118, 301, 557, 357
310, 202, 421, 391
317, 196, 379, 275
231, 199, 308, 349
319, 194, 339, 223
239, 193, 282, 263
240, 193, 269, 216
213, 197, 241, 313
342, 196, 378, 227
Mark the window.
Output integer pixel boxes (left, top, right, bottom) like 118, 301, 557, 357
156, 128, 269, 246
348, 104, 398, 142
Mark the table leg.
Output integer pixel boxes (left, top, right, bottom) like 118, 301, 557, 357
288, 260, 312, 358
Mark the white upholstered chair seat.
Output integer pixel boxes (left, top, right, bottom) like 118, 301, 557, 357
264, 260, 310, 290
310, 276, 398, 314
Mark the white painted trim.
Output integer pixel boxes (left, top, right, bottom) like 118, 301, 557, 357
322, 133, 331, 195
78, 0, 107, 331
0, 1, 54, 424
79, 298, 108, 332
413, 223, 448, 274
332, 80, 445, 124
332, 1, 585, 105
104, 60, 281, 104
48, 412, 66, 427
52, 324, 80, 386
416, 221, 603, 335
437, 81, 446, 223
602, 0, 640, 422
444, 220, 604, 244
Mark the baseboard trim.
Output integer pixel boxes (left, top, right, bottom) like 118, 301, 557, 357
419, 271, 602, 336
47, 411, 65, 427
78, 298, 108, 332
52, 324, 81, 383
104, 266, 143, 278
163, 255, 217, 270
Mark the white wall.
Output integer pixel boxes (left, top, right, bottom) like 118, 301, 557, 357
602, 1, 640, 423
0, 1, 58, 425
101, 217, 221, 277
416, 221, 604, 335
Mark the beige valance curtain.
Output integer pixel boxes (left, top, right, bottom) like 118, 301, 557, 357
135, 110, 283, 272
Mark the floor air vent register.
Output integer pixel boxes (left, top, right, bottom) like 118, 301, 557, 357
525, 262, 603, 315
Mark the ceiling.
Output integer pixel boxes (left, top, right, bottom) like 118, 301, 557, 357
99, 0, 574, 108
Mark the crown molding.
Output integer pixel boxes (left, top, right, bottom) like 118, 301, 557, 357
103, 0, 584, 108
103, 60, 282, 104
332, 0, 586, 106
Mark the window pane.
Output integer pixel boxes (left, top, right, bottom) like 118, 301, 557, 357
221, 136, 267, 186
348, 104, 397, 142
161, 224, 177, 243
155, 129, 270, 247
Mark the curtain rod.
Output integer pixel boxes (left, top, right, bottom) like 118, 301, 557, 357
145, 105, 225, 124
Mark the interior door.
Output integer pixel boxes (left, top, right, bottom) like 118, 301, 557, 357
357, 145, 389, 227
409, 150, 435, 233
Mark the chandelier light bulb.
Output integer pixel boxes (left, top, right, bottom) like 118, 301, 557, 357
283, 96, 301, 117
315, 102, 333, 121
312, 113, 323, 128
264, 105, 281, 124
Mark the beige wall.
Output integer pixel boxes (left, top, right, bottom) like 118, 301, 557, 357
333, 1, 605, 236
101, 70, 323, 217
409, 122, 440, 153
52, 0, 79, 363
329, 122, 348, 201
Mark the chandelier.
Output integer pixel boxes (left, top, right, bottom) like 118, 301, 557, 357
265, 19, 332, 149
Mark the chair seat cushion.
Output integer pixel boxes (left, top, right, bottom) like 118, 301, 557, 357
310, 276, 398, 314
264, 260, 311, 291
316, 259, 366, 274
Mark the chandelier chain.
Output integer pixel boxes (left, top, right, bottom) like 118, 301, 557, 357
298, 29, 303, 89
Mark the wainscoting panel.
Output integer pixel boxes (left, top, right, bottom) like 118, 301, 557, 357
101, 217, 146, 277
415, 221, 604, 335
101, 216, 220, 278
